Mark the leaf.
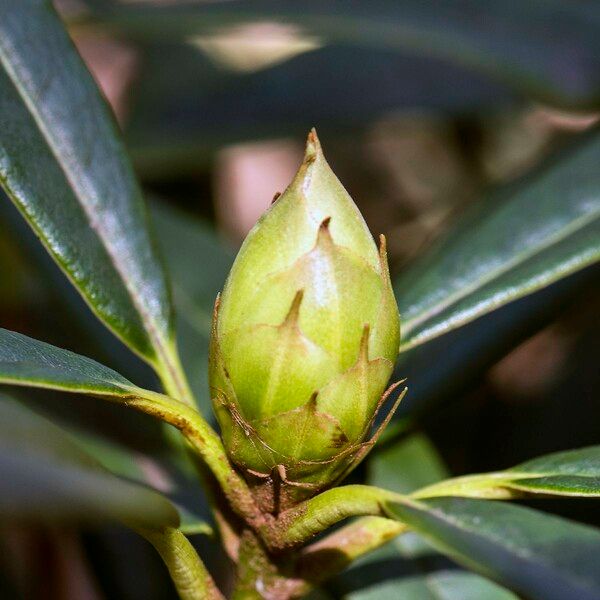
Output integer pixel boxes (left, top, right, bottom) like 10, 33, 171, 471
368, 432, 449, 558
387, 497, 600, 600
0, 327, 142, 397
348, 570, 517, 600
413, 446, 600, 499
0, 394, 179, 527
80, 1, 600, 108
393, 266, 595, 418
396, 128, 600, 352
508, 446, 600, 496
0, 327, 252, 524
0, 1, 184, 392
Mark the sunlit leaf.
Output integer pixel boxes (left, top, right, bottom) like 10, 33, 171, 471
0, 1, 186, 397
397, 129, 600, 352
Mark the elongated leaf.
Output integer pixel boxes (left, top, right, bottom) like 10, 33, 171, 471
0, 1, 177, 374
397, 128, 600, 351
387, 498, 600, 600
81, 1, 600, 108
348, 570, 517, 600
413, 446, 600, 499
0, 395, 178, 527
368, 432, 449, 558
508, 446, 600, 496
0, 327, 141, 397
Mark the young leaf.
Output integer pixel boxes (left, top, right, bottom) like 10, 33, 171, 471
397, 129, 600, 351
0, 1, 190, 402
413, 446, 600, 499
0, 395, 179, 527
508, 446, 600, 496
348, 570, 517, 600
387, 498, 600, 600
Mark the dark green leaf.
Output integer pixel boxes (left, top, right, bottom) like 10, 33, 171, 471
80, 1, 600, 108
0, 327, 138, 397
397, 129, 600, 351
387, 497, 600, 600
368, 432, 449, 558
508, 446, 600, 497
0, 1, 175, 370
348, 570, 517, 600
0, 394, 179, 527
413, 446, 600, 499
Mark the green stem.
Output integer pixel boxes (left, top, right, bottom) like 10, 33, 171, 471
289, 517, 408, 596
272, 485, 402, 549
124, 388, 264, 530
155, 340, 197, 409
137, 527, 224, 600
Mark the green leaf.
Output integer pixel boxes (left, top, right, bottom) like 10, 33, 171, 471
80, 1, 600, 108
397, 129, 600, 352
508, 446, 600, 496
0, 327, 141, 397
348, 570, 517, 600
0, 394, 179, 527
387, 498, 600, 600
0, 1, 184, 390
368, 432, 449, 558
413, 446, 600, 499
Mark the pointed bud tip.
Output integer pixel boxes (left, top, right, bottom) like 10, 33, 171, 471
304, 128, 322, 163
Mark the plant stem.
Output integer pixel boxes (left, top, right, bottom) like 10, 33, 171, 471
156, 340, 198, 409
125, 388, 264, 529
137, 527, 224, 600
271, 485, 401, 549
288, 517, 408, 597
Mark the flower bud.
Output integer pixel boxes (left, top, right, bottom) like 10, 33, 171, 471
209, 130, 401, 511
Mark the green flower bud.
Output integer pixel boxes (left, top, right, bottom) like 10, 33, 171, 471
209, 130, 401, 511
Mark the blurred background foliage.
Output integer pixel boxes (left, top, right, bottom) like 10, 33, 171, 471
0, 1, 598, 598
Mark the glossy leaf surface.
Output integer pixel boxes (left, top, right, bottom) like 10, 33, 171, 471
414, 446, 600, 499
388, 498, 600, 600
0, 1, 174, 368
397, 129, 600, 351
0, 327, 140, 397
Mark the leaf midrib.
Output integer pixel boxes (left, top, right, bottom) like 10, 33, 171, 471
402, 208, 600, 339
0, 29, 172, 370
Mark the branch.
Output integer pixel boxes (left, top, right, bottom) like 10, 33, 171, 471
137, 527, 224, 600
269, 485, 401, 549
